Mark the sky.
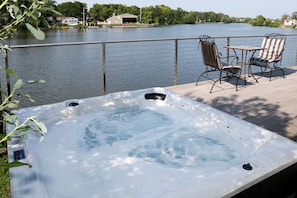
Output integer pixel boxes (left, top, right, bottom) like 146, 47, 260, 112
56, 0, 297, 19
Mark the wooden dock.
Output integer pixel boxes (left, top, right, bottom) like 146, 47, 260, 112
167, 66, 297, 141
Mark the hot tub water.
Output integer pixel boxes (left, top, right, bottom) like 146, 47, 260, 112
8, 88, 297, 198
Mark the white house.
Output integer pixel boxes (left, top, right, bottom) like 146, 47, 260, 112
57, 17, 79, 26
284, 18, 297, 26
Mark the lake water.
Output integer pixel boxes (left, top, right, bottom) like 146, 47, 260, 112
9, 23, 297, 44
4, 23, 297, 107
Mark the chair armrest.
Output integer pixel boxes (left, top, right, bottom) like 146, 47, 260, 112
221, 55, 238, 65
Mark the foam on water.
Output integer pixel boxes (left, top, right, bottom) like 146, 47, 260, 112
129, 131, 236, 168
83, 106, 173, 148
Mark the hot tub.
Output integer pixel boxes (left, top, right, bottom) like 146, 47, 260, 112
8, 88, 297, 198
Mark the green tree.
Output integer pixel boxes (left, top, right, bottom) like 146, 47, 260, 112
172, 7, 185, 24
195, 12, 205, 23
141, 6, 154, 24
89, 4, 104, 21
183, 12, 196, 24
155, 5, 174, 25
291, 12, 297, 20
89, 4, 140, 21
249, 15, 266, 26
86, 3, 236, 25
217, 13, 231, 23
249, 15, 280, 27
129, 5, 139, 16
208, 12, 217, 22
56, 1, 86, 19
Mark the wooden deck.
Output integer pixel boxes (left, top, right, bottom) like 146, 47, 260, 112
166, 66, 297, 141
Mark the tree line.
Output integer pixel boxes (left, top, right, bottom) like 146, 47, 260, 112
56, 2, 236, 25
248, 12, 297, 27
1, 1, 296, 28
55, 2, 297, 27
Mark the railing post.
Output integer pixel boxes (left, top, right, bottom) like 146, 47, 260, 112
174, 39, 178, 85
102, 42, 106, 95
226, 37, 230, 63
295, 49, 297, 66
1, 49, 10, 134
0, 53, 4, 134
4, 50, 11, 95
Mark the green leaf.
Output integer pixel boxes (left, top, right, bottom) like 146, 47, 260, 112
38, 79, 46, 83
31, 118, 47, 132
10, 134, 28, 139
29, 118, 47, 142
4, 114, 18, 122
27, 79, 45, 84
6, 68, 15, 75
7, 5, 20, 19
6, 102, 18, 109
27, 80, 35, 84
0, 147, 7, 152
13, 79, 24, 90
0, 160, 32, 168
25, 23, 45, 40
0, 134, 6, 140
21, 94, 35, 103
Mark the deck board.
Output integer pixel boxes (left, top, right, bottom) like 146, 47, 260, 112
166, 66, 297, 141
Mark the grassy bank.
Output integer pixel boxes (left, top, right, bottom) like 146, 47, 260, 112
0, 154, 10, 198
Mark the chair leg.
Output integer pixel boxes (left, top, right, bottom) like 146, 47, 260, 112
280, 67, 285, 78
248, 65, 258, 83
273, 65, 285, 79
236, 76, 239, 91
196, 73, 204, 85
210, 71, 223, 93
196, 71, 209, 85
210, 78, 221, 93
219, 71, 223, 84
268, 66, 285, 81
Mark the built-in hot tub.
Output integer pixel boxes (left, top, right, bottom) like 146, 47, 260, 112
8, 88, 297, 197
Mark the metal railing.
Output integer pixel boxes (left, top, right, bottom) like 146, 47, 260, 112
2, 34, 297, 107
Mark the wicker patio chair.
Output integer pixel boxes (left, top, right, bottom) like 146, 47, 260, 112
196, 35, 241, 93
249, 33, 286, 80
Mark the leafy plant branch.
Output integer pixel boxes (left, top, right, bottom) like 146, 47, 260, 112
0, 0, 57, 169
0, 0, 48, 40
1, 116, 47, 144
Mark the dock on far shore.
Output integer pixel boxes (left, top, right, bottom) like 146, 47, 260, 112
167, 66, 297, 141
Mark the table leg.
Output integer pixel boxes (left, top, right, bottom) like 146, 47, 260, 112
243, 50, 248, 85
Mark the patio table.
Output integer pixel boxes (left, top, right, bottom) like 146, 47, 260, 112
224, 45, 264, 84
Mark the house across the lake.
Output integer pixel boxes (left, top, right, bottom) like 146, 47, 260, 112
283, 17, 297, 26
57, 17, 79, 26
106, 13, 138, 25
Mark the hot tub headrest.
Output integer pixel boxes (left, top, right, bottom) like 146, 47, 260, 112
144, 93, 166, 101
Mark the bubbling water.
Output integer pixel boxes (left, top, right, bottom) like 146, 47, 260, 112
129, 130, 236, 168
82, 105, 238, 169
84, 106, 173, 148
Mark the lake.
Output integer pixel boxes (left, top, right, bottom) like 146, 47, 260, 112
10, 23, 297, 44
4, 23, 297, 107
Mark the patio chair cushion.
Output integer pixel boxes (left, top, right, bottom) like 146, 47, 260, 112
249, 33, 286, 80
